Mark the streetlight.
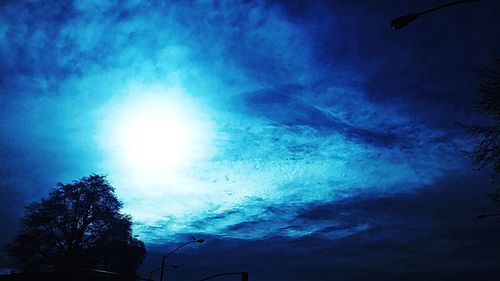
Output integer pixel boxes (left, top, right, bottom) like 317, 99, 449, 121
390, 0, 483, 30
159, 237, 205, 281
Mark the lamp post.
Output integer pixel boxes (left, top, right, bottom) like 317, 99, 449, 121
390, 0, 483, 30
159, 238, 204, 281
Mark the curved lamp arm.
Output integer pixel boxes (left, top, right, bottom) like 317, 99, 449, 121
159, 238, 204, 281
391, 0, 483, 30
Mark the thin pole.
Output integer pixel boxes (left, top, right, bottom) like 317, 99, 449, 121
419, 0, 483, 16
83, 268, 151, 281
159, 240, 203, 281
200, 271, 249, 281
159, 255, 167, 281
391, 0, 484, 30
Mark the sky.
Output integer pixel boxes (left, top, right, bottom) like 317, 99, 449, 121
1, 0, 500, 280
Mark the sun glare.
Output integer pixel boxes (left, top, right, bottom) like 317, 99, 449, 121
100, 87, 214, 186
122, 108, 194, 172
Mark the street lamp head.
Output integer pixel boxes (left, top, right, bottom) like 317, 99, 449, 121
192, 236, 205, 243
390, 13, 420, 30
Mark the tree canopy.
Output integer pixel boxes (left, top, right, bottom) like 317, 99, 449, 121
463, 53, 500, 180
461, 53, 500, 205
6, 174, 146, 275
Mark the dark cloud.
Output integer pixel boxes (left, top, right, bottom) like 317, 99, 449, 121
139, 172, 500, 281
226, 221, 262, 232
243, 82, 401, 146
296, 206, 337, 221
273, 0, 500, 131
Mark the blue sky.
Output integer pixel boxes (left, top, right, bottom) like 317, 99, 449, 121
1, 0, 500, 280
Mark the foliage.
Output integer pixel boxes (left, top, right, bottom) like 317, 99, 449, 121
488, 188, 500, 206
462, 53, 500, 181
6, 174, 146, 275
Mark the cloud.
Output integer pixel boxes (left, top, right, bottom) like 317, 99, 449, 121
243, 82, 402, 146
139, 172, 500, 280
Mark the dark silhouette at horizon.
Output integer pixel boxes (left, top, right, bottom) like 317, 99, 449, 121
4, 175, 146, 276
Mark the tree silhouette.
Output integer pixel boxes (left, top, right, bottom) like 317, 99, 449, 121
462, 53, 500, 181
6, 174, 146, 275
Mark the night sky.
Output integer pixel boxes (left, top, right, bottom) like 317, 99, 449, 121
1, 0, 500, 280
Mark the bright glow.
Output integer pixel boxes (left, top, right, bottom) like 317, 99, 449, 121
121, 106, 194, 172
99, 85, 215, 188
